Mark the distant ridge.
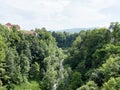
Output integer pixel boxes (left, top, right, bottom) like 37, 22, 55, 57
52, 27, 97, 33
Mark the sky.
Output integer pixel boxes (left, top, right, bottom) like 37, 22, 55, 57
0, 0, 120, 30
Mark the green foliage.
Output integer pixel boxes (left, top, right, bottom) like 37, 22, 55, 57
0, 35, 6, 88
1, 22, 120, 90
65, 28, 110, 70
77, 81, 98, 90
0, 35, 6, 63
102, 77, 120, 90
29, 62, 40, 80
62, 23, 120, 90
5, 48, 22, 84
68, 71, 82, 90
20, 53, 30, 82
57, 66, 72, 90
90, 69, 104, 86
13, 81, 40, 90
109, 22, 120, 42
40, 68, 57, 90
100, 55, 120, 81
52, 31, 79, 48
73, 36, 81, 47
0, 25, 65, 89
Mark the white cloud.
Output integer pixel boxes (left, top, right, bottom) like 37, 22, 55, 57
0, 0, 120, 30
5, 0, 70, 13
86, 0, 117, 10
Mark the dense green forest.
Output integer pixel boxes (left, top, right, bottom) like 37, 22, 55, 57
0, 22, 120, 90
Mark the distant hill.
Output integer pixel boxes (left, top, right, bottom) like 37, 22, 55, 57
52, 27, 97, 33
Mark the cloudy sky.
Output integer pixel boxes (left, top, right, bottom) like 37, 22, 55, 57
0, 0, 120, 30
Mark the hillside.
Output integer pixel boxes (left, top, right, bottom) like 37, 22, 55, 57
0, 22, 120, 90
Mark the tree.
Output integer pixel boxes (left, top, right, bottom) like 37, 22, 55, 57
109, 22, 120, 43
29, 62, 40, 80
68, 71, 82, 90
5, 48, 22, 84
102, 77, 120, 90
90, 69, 104, 86
100, 55, 120, 81
20, 53, 30, 82
0, 35, 6, 88
77, 81, 98, 90
0, 35, 6, 63
52, 31, 79, 48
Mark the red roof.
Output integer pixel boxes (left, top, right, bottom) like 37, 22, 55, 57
5, 23, 12, 27
5, 23, 20, 30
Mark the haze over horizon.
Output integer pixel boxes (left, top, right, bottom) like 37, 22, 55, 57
0, 0, 120, 30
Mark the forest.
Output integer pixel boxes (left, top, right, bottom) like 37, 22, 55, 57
0, 22, 120, 90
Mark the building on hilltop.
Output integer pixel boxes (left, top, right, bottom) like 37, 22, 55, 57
4, 22, 38, 36
5, 23, 20, 30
